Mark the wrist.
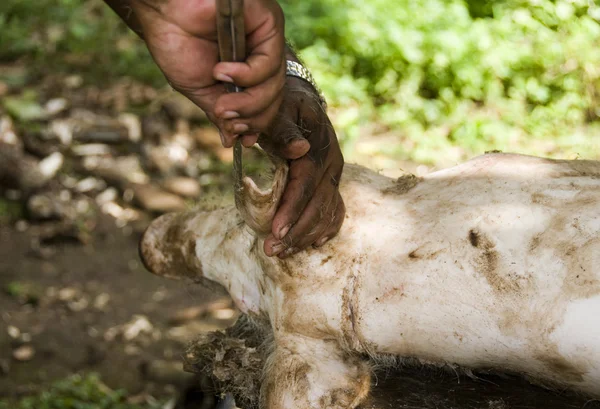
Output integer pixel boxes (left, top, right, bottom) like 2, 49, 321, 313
284, 43, 326, 109
284, 42, 300, 63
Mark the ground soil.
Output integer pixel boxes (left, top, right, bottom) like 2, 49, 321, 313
0, 215, 234, 402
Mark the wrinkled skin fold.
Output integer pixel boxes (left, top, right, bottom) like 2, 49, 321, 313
140, 153, 600, 409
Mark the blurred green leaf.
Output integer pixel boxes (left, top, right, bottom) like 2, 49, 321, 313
2, 0, 599, 163
0, 373, 165, 409
3, 91, 47, 121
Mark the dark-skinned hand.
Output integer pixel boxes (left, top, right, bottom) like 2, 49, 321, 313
260, 76, 345, 258
106, 0, 286, 147
103, 0, 345, 257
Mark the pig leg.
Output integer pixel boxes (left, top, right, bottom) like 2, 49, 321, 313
260, 336, 371, 409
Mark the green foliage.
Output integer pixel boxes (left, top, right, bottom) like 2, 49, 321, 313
0, 373, 163, 409
4, 280, 43, 305
0, 198, 23, 224
280, 0, 600, 162
0, 0, 162, 85
3, 90, 47, 121
1, 0, 599, 162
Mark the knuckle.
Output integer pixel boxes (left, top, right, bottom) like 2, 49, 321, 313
228, 66, 252, 86
192, 0, 215, 17
166, 79, 199, 96
213, 105, 226, 118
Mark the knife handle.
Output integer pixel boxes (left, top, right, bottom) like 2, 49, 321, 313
216, 0, 246, 93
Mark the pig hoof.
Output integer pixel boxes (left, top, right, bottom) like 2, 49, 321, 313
262, 338, 371, 409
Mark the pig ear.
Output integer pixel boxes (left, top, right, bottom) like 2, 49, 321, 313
234, 151, 289, 236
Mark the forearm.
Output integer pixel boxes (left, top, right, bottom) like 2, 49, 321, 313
284, 42, 300, 63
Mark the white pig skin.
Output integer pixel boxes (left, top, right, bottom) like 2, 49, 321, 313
140, 153, 600, 408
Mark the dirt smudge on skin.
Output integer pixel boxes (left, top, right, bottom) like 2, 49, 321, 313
341, 275, 357, 350
529, 234, 542, 252
497, 309, 525, 337
140, 212, 203, 281
279, 259, 294, 277
526, 206, 600, 300
321, 255, 333, 265
140, 211, 231, 294
342, 165, 382, 185
468, 230, 481, 248
270, 257, 308, 281
562, 238, 600, 299
469, 228, 521, 294
275, 259, 348, 341
163, 215, 204, 278
262, 359, 311, 409
340, 268, 371, 355
564, 160, 600, 178
534, 348, 586, 383
382, 174, 420, 196
408, 244, 444, 260
379, 286, 405, 301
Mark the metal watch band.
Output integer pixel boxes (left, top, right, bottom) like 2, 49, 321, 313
285, 60, 327, 109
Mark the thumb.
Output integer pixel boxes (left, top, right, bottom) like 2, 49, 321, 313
259, 121, 310, 160
259, 104, 311, 160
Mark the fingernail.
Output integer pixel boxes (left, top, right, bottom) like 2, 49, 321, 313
278, 224, 291, 239
215, 73, 234, 83
241, 133, 259, 148
233, 123, 249, 134
315, 236, 330, 247
270, 242, 285, 255
223, 111, 239, 119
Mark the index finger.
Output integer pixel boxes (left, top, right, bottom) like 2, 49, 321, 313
213, 45, 284, 88
213, 0, 285, 87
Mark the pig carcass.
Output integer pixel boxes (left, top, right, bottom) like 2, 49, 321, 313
140, 152, 600, 408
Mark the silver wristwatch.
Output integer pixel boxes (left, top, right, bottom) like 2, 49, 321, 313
285, 60, 327, 109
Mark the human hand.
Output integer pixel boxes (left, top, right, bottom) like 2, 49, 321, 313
260, 76, 345, 258
104, 0, 345, 256
124, 0, 286, 148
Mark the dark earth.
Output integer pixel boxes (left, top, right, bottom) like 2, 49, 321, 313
0, 215, 237, 404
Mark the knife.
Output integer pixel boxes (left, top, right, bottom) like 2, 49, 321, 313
216, 0, 245, 197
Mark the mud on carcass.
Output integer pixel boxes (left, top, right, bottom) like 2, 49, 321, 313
142, 153, 600, 409
182, 316, 600, 409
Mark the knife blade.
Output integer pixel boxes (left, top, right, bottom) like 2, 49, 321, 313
216, 0, 245, 196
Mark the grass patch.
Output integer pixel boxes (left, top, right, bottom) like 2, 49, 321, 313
0, 373, 166, 409
0, 198, 24, 224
